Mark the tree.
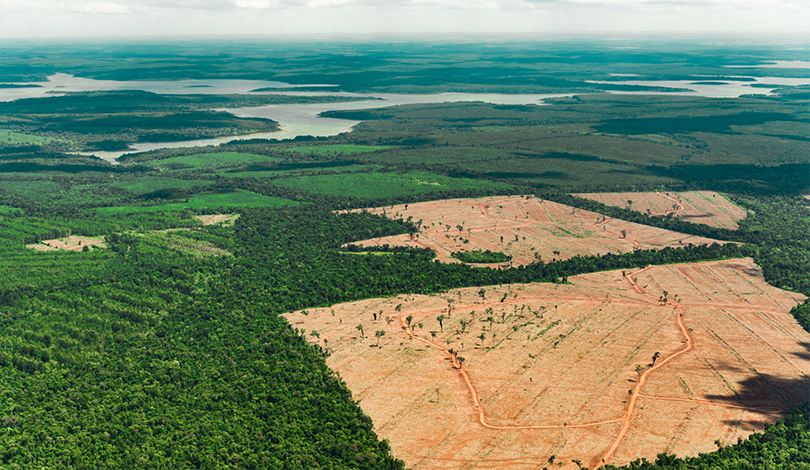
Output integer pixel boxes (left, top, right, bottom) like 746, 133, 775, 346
635, 364, 645, 380
652, 351, 660, 366
478, 288, 486, 301
375, 330, 385, 347
478, 332, 486, 345
406, 315, 413, 329
437, 314, 445, 332
486, 316, 495, 329
356, 324, 364, 338
621, 229, 627, 239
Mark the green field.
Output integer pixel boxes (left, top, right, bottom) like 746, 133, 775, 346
93, 189, 299, 214
142, 151, 282, 169
219, 163, 382, 179
273, 170, 515, 199
0, 129, 66, 145
285, 144, 396, 155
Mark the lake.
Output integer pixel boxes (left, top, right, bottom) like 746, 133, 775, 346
0, 73, 333, 102
6, 73, 808, 163
587, 75, 810, 98
724, 61, 810, 69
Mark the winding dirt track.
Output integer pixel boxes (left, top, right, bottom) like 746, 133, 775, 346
654, 191, 685, 218
395, 265, 788, 469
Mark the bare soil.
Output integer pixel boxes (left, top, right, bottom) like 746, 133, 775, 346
575, 191, 748, 230
26, 235, 106, 252
283, 258, 808, 470
347, 195, 727, 267
194, 213, 239, 226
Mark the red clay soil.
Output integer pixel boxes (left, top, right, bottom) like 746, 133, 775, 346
347, 195, 728, 268
575, 191, 748, 230
26, 235, 106, 252
283, 258, 808, 470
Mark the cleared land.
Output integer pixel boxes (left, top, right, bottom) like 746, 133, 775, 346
194, 213, 239, 226
575, 191, 749, 230
348, 195, 726, 267
284, 258, 808, 470
26, 235, 106, 252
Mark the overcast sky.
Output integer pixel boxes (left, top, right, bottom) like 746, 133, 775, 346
0, 0, 807, 38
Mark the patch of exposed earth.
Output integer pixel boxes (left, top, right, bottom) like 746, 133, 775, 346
284, 258, 808, 470
194, 213, 240, 226
575, 191, 748, 230
347, 195, 728, 268
26, 235, 106, 252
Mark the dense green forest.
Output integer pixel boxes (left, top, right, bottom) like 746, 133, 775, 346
0, 39, 807, 469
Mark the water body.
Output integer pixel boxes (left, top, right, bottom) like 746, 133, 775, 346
224, 91, 564, 137
588, 75, 810, 98
724, 61, 810, 69
0, 73, 334, 102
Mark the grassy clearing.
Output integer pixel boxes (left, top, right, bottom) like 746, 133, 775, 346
0, 129, 67, 145
273, 171, 514, 199
285, 144, 395, 155
94, 189, 299, 215
142, 152, 282, 169
140, 231, 230, 257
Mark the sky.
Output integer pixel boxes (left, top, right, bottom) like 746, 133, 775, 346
0, 0, 808, 38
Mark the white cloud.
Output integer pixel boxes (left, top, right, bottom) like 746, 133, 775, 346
234, 0, 274, 7
305, 0, 360, 7
0, 0, 806, 36
70, 2, 131, 13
